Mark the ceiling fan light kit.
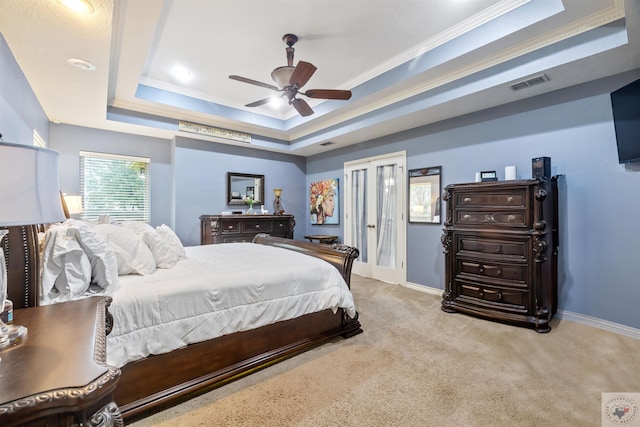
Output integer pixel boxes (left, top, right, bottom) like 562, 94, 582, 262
229, 33, 352, 117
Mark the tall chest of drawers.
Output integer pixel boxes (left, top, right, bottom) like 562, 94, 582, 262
441, 178, 559, 332
200, 214, 295, 244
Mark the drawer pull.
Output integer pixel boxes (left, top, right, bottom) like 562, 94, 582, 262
463, 197, 471, 203
463, 214, 471, 220
227, 225, 234, 229
507, 196, 514, 203
497, 292, 503, 301
507, 215, 516, 222
478, 266, 484, 273
484, 215, 495, 222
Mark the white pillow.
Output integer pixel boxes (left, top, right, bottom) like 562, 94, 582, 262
141, 230, 179, 269
120, 221, 155, 235
66, 221, 119, 292
41, 224, 92, 300
93, 224, 156, 276
156, 224, 186, 258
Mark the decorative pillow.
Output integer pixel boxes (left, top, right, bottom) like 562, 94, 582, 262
155, 224, 186, 258
66, 221, 119, 292
141, 230, 180, 269
93, 224, 156, 276
41, 224, 92, 300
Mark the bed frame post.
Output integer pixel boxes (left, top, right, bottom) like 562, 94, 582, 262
2, 225, 41, 309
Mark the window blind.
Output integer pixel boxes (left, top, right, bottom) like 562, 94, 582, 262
79, 151, 150, 222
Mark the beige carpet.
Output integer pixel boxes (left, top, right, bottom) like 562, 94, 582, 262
130, 275, 640, 426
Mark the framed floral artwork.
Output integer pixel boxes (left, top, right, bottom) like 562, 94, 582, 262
310, 178, 339, 225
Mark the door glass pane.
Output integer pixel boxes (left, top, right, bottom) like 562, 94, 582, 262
376, 164, 397, 268
350, 169, 367, 263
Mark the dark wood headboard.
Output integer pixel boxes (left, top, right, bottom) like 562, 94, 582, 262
1, 225, 41, 309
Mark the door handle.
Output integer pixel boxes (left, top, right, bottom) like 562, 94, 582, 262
367, 224, 376, 228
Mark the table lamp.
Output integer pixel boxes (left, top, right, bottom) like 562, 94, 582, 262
273, 188, 283, 215
0, 142, 66, 350
62, 194, 84, 218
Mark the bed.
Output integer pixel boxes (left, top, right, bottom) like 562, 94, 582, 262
2, 222, 361, 423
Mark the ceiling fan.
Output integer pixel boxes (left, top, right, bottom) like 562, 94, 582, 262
229, 34, 352, 117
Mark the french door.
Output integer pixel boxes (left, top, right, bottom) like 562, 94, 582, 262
344, 152, 406, 284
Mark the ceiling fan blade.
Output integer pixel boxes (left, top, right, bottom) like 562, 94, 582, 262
289, 61, 317, 88
304, 89, 352, 100
245, 97, 273, 108
291, 98, 314, 116
229, 75, 280, 91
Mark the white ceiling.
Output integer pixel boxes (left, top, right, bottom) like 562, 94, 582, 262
0, 0, 639, 156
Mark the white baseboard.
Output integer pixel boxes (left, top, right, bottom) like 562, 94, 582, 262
403, 282, 640, 340
555, 310, 640, 340
403, 281, 442, 296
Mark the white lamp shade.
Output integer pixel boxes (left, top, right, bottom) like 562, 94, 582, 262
0, 142, 66, 226
271, 66, 295, 88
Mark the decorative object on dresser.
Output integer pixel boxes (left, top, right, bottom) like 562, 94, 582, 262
0, 297, 122, 426
273, 188, 284, 214
200, 214, 295, 244
441, 177, 559, 333
480, 170, 498, 181
0, 142, 67, 350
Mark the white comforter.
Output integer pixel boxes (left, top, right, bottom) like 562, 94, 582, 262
106, 243, 356, 368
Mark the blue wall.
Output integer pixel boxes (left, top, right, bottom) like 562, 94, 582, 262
2, 30, 640, 329
0, 34, 48, 146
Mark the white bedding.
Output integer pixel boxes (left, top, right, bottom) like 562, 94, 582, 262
106, 243, 356, 368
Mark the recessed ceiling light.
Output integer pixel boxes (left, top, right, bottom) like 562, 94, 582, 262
172, 66, 193, 82
67, 58, 96, 71
58, 0, 94, 14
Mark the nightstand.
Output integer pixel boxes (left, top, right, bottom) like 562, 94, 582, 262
0, 297, 122, 426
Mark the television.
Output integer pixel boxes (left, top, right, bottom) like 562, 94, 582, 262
611, 78, 640, 164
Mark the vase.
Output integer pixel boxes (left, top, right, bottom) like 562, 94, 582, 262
246, 205, 257, 215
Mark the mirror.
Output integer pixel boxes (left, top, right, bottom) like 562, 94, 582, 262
227, 172, 265, 205
408, 166, 441, 224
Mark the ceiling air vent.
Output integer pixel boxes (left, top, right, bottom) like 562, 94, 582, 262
320, 141, 335, 147
509, 74, 550, 91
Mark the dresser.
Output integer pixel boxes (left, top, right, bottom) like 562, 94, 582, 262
441, 178, 559, 332
0, 297, 122, 426
200, 214, 295, 244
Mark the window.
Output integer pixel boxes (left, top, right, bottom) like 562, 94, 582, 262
79, 151, 150, 222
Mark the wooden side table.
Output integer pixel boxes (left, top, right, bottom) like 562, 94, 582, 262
304, 235, 339, 244
0, 297, 122, 426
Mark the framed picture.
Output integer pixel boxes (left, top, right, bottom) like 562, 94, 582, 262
310, 178, 339, 225
408, 166, 441, 224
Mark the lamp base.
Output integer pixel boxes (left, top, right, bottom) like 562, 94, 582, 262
0, 321, 27, 350
0, 320, 8, 349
